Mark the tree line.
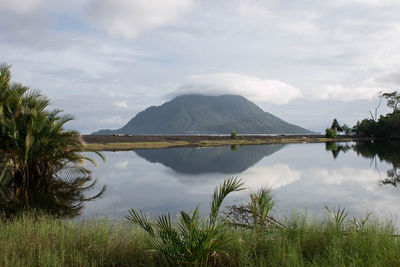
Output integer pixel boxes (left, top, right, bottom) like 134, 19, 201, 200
326, 91, 400, 139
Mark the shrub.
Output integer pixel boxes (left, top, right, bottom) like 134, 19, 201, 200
230, 131, 238, 139
325, 128, 337, 138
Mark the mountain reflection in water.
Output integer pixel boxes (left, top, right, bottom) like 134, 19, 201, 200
81, 142, 400, 221
325, 141, 400, 187
134, 144, 285, 175
5, 141, 399, 221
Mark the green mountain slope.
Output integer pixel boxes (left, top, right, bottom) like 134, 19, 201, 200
94, 94, 311, 134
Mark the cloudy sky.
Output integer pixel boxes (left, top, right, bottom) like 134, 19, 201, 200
1, 0, 399, 133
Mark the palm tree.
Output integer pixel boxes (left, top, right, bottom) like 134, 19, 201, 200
126, 177, 244, 266
0, 63, 104, 217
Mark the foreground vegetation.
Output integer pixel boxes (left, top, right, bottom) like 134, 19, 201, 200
1, 178, 398, 267
0, 211, 399, 267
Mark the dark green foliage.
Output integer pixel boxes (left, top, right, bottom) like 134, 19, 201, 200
324, 140, 400, 187
354, 119, 378, 136
325, 142, 351, 159
341, 124, 352, 135
354, 114, 400, 138
353, 141, 400, 187
352, 91, 400, 138
330, 118, 342, 132
94, 94, 311, 134
0, 64, 104, 217
325, 128, 337, 138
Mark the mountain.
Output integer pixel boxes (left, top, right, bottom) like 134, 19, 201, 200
135, 144, 285, 175
94, 94, 311, 134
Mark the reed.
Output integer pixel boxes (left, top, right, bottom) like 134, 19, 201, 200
0, 212, 399, 267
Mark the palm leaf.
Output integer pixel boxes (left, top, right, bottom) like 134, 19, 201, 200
210, 177, 244, 224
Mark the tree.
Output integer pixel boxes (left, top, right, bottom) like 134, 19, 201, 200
330, 118, 343, 132
383, 91, 400, 113
341, 124, 352, 135
0, 63, 104, 216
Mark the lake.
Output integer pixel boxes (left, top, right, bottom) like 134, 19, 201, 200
82, 141, 400, 224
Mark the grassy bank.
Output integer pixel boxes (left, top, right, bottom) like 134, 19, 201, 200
86, 141, 191, 151
85, 136, 357, 151
1, 214, 399, 267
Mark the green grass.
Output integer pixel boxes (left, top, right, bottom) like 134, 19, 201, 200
0, 214, 165, 267
1, 213, 399, 266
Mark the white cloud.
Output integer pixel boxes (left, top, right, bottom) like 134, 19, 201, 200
115, 161, 128, 169
333, 0, 399, 6
314, 84, 383, 101
243, 164, 301, 189
114, 101, 128, 109
175, 72, 302, 105
237, 0, 274, 18
86, 0, 194, 39
308, 167, 379, 192
0, 0, 44, 14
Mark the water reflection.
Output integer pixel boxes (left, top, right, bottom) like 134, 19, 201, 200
4, 141, 400, 221
0, 168, 105, 218
134, 144, 285, 175
325, 141, 400, 187
325, 142, 351, 159
83, 143, 400, 223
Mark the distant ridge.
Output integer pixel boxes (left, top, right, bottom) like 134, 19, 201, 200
93, 94, 311, 134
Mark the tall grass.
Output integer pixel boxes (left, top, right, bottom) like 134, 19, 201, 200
0, 214, 165, 267
0, 213, 399, 266
1, 179, 399, 266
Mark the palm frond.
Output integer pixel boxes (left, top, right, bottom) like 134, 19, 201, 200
210, 177, 244, 224
126, 209, 155, 236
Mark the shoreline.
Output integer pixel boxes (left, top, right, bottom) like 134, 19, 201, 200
83, 134, 369, 151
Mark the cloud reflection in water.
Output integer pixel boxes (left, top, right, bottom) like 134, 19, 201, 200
83, 143, 400, 224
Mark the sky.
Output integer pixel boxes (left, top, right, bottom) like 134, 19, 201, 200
1, 0, 399, 133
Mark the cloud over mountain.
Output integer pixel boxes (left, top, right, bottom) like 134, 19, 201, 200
175, 72, 302, 105
2, 0, 400, 133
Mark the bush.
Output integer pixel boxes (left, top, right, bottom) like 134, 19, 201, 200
325, 128, 337, 138
230, 131, 238, 139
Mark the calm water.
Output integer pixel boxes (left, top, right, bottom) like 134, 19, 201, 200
82, 141, 400, 223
